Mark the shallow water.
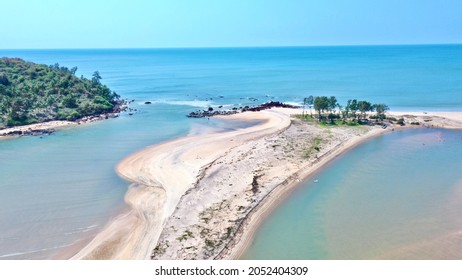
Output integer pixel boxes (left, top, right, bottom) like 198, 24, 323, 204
242, 128, 462, 259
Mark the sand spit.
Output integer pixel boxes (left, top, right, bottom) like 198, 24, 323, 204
73, 109, 290, 259
73, 109, 462, 259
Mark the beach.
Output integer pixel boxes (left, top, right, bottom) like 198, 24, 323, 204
69, 108, 462, 259
0, 121, 76, 139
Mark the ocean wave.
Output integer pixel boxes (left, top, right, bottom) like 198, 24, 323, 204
0, 240, 82, 259
64, 224, 99, 235
138, 99, 214, 108
284, 101, 304, 107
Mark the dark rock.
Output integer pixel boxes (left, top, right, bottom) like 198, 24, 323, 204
2, 128, 56, 137
243, 101, 300, 112
144, 101, 152, 104
186, 101, 299, 118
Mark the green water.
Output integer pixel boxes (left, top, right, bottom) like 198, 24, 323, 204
243, 128, 462, 259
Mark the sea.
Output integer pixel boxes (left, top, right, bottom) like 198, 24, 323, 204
0, 45, 461, 259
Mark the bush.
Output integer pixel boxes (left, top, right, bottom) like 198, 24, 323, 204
347, 121, 359, 126
63, 94, 79, 108
6, 116, 37, 126
328, 113, 340, 120
56, 109, 81, 121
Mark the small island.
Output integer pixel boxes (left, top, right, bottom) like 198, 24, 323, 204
0, 57, 124, 134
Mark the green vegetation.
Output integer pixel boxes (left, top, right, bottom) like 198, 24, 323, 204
0, 57, 122, 128
306, 95, 389, 125
303, 136, 322, 158
302, 95, 314, 116
176, 229, 194, 242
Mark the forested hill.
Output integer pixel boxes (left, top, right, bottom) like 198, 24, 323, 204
0, 57, 123, 128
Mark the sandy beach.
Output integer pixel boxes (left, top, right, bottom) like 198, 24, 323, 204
71, 109, 462, 260
0, 121, 76, 139
0, 112, 123, 140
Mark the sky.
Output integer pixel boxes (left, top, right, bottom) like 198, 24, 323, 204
2, 0, 462, 49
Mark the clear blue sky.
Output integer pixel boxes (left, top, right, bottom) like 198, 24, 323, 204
2, 0, 461, 49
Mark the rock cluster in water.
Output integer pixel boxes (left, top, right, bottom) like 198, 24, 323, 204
187, 101, 300, 118
1, 129, 55, 137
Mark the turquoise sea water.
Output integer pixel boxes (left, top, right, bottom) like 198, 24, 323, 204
0, 45, 461, 259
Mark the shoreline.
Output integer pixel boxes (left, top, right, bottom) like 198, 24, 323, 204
0, 120, 77, 139
0, 112, 123, 140
216, 126, 389, 259
71, 109, 462, 260
218, 111, 462, 259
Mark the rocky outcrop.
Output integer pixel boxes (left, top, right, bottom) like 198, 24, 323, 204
1, 128, 55, 137
242, 101, 299, 112
187, 101, 300, 118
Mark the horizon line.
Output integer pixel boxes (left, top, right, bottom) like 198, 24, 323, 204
1, 42, 462, 51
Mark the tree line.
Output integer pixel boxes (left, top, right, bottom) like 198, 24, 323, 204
303, 95, 389, 124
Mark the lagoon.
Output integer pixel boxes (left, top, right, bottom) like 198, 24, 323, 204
243, 128, 462, 259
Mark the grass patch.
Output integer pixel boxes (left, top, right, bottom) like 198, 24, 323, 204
293, 114, 317, 123
176, 229, 194, 242
303, 136, 323, 159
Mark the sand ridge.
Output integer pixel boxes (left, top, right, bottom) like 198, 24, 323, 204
72, 109, 291, 259
72, 109, 462, 259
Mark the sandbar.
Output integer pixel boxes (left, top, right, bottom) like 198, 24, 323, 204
72, 109, 462, 259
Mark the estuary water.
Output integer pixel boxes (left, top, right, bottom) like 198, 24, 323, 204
243, 128, 462, 259
0, 45, 461, 259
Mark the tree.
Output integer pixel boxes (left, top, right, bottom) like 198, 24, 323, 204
306, 95, 314, 116
8, 97, 32, 125
328, 96, 338, 113
358, 100, 373, 119
0, 73, 9, 86
373, 103, 389, 121
347, 99, 358, 119
92, 71, 102, 84
313, 96, 329, 121
338, 104, 348, 124
302, 95, 314, 117
70, 67, 78, 75
63, 94, 79, 108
